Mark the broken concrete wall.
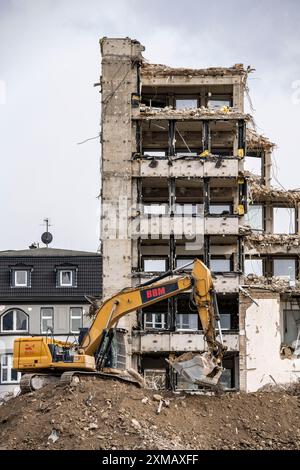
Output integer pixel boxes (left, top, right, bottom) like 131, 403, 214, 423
239, 291, 300, 392
100, 38, 144, 368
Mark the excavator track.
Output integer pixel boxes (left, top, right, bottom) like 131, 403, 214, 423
60, 370, 144, 387
20, 373, 60, 393
19, 369, 144, 394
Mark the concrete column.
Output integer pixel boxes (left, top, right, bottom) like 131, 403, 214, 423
233, 82, 244, 112
265, 203, 273, 233
100, 38, 144, 367
263, 149, 272, 187
238, 293, 251, 392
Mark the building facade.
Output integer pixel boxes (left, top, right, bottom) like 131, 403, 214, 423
0, 247, 101, 397
100, 37, 300, 392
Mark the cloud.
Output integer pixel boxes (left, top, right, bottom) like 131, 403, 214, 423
0, 0, 299, 250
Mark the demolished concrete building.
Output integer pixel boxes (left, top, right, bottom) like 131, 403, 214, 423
99, 37, 300, 392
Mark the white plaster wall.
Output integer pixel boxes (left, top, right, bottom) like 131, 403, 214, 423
245, 297, 300, 392
0, 336, 22, 398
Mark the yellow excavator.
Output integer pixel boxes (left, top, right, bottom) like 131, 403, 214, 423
13, 259, 227, 393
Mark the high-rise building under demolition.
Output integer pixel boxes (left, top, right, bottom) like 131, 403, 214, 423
100, 37, 300, 392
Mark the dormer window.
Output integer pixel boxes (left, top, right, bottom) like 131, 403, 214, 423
10, 265, 32, 288
56, 265, 77, 288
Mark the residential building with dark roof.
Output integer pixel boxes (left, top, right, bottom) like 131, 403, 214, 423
0, 247, 101, 397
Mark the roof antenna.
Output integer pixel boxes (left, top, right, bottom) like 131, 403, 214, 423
41, 218, 53, 247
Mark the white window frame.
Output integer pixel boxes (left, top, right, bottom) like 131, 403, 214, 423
14, 270, 28, 287
144, 313, 166, 330
1, 309, 28, 333
70, 307, 83, 334
1, 354, 20, 384
59, 269, 73, 287
41, 307, 54, 334
176, 313, 198, 331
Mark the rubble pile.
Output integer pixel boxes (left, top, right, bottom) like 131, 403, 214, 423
139, 104, 249, 120
244, 275, 300, 293
244, 233, 300, 251
0, 377, 299, 450
246, 128, 275, 150
141, 62, 248, 77
249, 178, 300, 203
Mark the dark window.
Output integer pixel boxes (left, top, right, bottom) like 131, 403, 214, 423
2, 311, 13, 331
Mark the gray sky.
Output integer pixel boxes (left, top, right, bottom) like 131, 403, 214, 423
0, 0, 300, 251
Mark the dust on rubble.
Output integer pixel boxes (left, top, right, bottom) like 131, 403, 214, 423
0, 378, 299, 450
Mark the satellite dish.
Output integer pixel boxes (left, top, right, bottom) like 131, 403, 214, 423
41, 231, 53, 245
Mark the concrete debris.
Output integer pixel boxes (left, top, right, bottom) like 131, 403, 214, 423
281, 345, 294, 359
131, 418, 141, 430
0, 377, 300, 450
153, 394, 163, 402
141, 62, 251, 78
88, 422, 99, 430
244, 233, 300, 251
48, 429, 59, 443
0, 392, 15, 405
244, 275, 300, 293
156, 400, 163, 415
249, 178, 300, 204
246, 128, 275, 150
239, 224, 254, 236
139, 104, 250, 121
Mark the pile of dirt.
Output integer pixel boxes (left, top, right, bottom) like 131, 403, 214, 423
0, 378, 299, 450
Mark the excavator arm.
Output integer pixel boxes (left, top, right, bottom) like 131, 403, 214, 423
80, 274, 192, 355
80, 259, 226, 386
